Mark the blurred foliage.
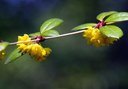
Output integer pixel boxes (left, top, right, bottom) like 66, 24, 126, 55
0, 0, 128, 89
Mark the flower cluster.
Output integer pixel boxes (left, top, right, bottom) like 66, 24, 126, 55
83, 27, 117, 47
17, 34, 51, 61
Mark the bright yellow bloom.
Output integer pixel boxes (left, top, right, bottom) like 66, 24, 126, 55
83, 27, 117, 47
29, 44, 51, 61
17, 34, 32, 46
17, 34, 51, 61
0, 51, 5, 60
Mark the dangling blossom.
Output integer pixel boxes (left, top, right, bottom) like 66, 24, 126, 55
17, 34, 51, 61
83, 27, 117, 47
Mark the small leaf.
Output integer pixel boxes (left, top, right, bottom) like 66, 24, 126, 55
29, 32, 41, 36
100, 25, 123, 38
40, 18, 63, 34
0, 42, 9, 51
105, 12, 128, 23
72, 23, 96, 30
5, 49, 22, 64
96, 11, 118, 21
41, 30, 59, 36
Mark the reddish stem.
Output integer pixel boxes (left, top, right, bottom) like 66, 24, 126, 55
33, 36, 46, 42
95, 21, 106, 28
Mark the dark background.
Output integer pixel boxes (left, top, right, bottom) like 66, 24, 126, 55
0, 0, 128, 89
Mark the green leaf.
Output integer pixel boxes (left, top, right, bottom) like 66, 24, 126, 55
40, 18, 63, 34
41, 30, 59, 36
5, 49, 22, 64
96, 11, 118, 21
72, 23, 97, 30
0, 42, 9, 51
105, 12, 128, 23
99, 25, 123, 38
29, 32, 41, 36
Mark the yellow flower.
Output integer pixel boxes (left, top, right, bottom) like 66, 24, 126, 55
29, 44, 52, 61
17, 34, 32, 46
0, 51, 5, 60
17, 34, 51, 61
83, 27, 117, 47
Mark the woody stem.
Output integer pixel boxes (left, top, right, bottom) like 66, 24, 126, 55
44, 30, 85, 40
9, 30, 85, 45
9, 39, 40, 45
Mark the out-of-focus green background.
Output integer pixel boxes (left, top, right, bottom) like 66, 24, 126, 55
0, 0, 128, 89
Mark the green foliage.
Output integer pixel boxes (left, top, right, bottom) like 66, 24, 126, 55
96, 11, 118, 21
29, 18, 63, 36
105, 12, 128, 23
5, 49, 22, 64
29, 32, 41, 36
72, 23, 97, 30
41, 30, 59, 36
0, 42, 9, 51
29, 30, 59, 37
29, 18, 63, 37
100, 25, 123, 38
40, 18, 63, 34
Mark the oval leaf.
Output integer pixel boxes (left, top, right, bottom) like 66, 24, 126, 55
40, 18, 63, 34
0, 42, 9, 51
5, 49, 22, 64
41, 30, 59, 37
72, 23, 96, 30
29, 32, 41, 36
99, 25, 123, 38
105, 12, 128, 23
96, 11, 118, 21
